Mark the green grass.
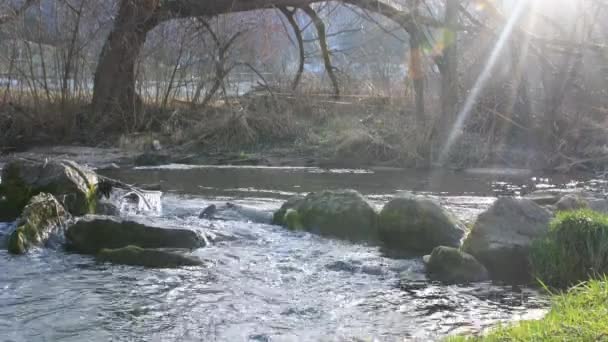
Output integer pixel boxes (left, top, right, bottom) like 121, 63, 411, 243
530, 209, 608, 288
447, 278, 608, 341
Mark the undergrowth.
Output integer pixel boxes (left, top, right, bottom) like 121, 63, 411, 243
530, 210, 608, 289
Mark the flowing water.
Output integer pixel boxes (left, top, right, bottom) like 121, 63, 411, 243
0, 164, 600, 341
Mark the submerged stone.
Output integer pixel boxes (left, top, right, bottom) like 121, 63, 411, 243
272, 190, 378, 242
462, 197, 552, 283
7, 193, 70, 254
425, 246, 489, 284
66, 216, 205, 254
1, 158, 99, 218
378, 196, 465, 255
96, 245, 203, 268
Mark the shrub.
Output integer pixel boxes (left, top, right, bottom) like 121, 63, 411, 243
530, 209, 608, 288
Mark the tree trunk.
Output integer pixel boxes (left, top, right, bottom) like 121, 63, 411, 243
91, 0, 159, 122
438, 0, 459, 149
409, 28, 425, 122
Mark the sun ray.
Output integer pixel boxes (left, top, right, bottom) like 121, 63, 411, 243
437, 0, 529, 165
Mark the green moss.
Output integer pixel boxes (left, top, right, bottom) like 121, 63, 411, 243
446, 279, 608, 342
284, 209, 303, 230
1, 164, 35, 219
530, 209, 608, 288
7, 229, 26, 254
378, 197, 464, 254
96, 245, 203, 268
7, 193, 68, 254
86, 184, 98, 214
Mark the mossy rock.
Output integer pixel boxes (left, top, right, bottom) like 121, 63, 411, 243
378, 196, 465, 255
273, 190, 378, 242
66, 215, 205, 254
1, 158, 99, 217
272, 196, 305, 225
424, 246, 489, 284
7, 193, 70, 254
96, 245, 203, 268
284, 208, 303, 230
462, 197, 552, 283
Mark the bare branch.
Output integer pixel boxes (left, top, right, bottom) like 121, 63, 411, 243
302, 5, 340, 98
0, 0, 40, 25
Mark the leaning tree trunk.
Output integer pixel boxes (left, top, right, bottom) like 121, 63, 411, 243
91, 0, 160, 123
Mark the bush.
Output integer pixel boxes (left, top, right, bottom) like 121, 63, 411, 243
447, 278, 608, 341
530, 209, 608, 288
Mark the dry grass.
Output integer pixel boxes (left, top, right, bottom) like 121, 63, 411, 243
1, 86, 607, 171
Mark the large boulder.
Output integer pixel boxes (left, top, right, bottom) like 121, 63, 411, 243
555, 193, 590, 212
462, 197, 552, 282
424, 246, 489, 284
66, 216, 205, 254
524, 190, 564, 206
1, 158, 99, 219
378, 196, 465, 255
7, 193, 70, 254
272, 190, 378, 242
555, 193, 608, 214
96, 245, 203, 268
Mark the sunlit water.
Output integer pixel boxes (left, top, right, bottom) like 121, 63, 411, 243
1, 165, 598, 341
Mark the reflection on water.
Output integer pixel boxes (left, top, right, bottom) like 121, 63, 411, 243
0, 165, 590, 341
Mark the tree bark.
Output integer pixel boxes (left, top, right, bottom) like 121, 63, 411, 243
90, 0, 160, 121
409, 0, 424, 122
439, 0, 459, 144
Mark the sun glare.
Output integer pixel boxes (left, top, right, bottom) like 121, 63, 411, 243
437, 0, 529, 164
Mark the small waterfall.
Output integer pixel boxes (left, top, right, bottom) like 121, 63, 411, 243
104, 188, 163, 215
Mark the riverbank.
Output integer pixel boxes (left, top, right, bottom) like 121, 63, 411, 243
2, 95, 607, 172
448, 279, 608, 341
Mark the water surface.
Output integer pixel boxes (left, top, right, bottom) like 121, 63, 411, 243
1, 165, 591, 341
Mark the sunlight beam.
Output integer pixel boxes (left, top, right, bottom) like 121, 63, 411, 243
437, 0, 529, 164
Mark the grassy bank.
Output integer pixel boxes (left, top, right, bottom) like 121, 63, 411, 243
450, 209, 608, 341
448, 279, 608, 341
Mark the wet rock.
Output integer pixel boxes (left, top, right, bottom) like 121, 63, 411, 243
0, 197, 14, 222
589, 198, 608, 214
66, 216, 205, 254
134, 152, 171, 167
378, 196, 465, 255
555, 193, 589, 212
96, 202, 120, 216
284, 209, 303, 230
7, 193, 70, 254
541, 192, 608, 214
463, 197, 552, 282
199, 204, 217, 219
96, 245, 203, 268
272, 196, 305, 225
200, 203, 272, 224
424, 246, 489, 284
272, 190, 378, 242
524, 190, 563, 206
1, 158, 99, 219
325, 260, 359, 273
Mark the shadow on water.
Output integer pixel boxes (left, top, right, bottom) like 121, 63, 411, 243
1, 164, 596, 341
